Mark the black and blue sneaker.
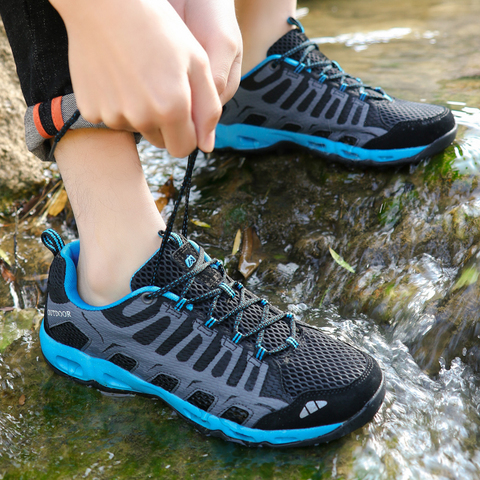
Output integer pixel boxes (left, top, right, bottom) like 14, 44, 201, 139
40, 152, 384, 447
216, 17, 457, 165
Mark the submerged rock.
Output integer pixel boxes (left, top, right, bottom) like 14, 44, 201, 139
188, 142, 480, 375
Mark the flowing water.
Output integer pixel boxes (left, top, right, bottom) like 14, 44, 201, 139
2, 0, 480, 478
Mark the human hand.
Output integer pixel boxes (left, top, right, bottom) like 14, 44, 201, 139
50, 0, 222, 157
169, 0, 243, 105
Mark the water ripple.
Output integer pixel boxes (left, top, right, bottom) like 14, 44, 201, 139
312, 28, 414, 52
311, 308, 480, 480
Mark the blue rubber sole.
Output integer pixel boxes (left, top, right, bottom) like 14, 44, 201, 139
215, 123, 458, 165
40, 320, 348, 447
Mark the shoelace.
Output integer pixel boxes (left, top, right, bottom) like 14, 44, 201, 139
51, 118, 299, 359
148, 149, 299, 360
48, 109, 81, 161
275, 17, 392, 102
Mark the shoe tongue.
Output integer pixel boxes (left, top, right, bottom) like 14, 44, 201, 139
267, 28, 329, 64
130, 232, 222, 291
130, 232, 292, 352
267, 27, 384, 98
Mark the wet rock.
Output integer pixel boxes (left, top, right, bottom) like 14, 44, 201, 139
0, 21, 44, 200
187, 144, 480, 374
0, 308, 42, 351
411, 269, 480, 375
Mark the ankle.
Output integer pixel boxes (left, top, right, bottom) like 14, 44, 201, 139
77, 254, 130, 306
76, 234, 161, 306
237, 1, 296, 75
241, 23, 293, 75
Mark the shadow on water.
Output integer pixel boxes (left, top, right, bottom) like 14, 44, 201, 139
2, 0, 480, 478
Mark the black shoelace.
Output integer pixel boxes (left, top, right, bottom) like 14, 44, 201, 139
48, 109, 81, 161
148, 149, 299, 360
51, 118, 299, 359
275, 17, 392, 102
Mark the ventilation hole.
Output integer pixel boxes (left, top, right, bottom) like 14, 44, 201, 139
156, 318, 193, 356
311, 90, 332, 118
187, 391, 215, 411
280, 77, 309, 110
221, 406, 249, 425
49, 322, 89, 350
241, 63, 284, 91
227, 348, 249, 387
245, 366, 260, 392
133, 316, 170, 345
325, 99, 341, 120
152, 373, 179, 392
281, 123, 302, 132
243, 114, 267, 126
262, 79, 292, 104
351, 106, 362, 125
212, 351, 232, 378
339, 136, 358, 146
130, 232, 292, 356
109, 353, 137, 372
193, 332, 223, 372
312, 131, 331, 138
337, 99, 354, 125
176, 334, 203, 362
297, 90, 317, 113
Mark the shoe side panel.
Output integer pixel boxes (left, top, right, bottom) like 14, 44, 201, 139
43, 291, 291, 428
40, 321, 344, 445
220, 62, 387, 147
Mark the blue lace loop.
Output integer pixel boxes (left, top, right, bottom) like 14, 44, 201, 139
148, 149, 298, 358
276, 18, 392, 101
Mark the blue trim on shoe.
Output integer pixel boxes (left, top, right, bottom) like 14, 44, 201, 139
40, 320, 343, 445
187, 239, 212, 262
241, 55, 298, 81
215, 123, 427, 163
60, 241, 191, 311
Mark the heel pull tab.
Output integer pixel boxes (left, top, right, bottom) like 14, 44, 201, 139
41, 229, 65, 256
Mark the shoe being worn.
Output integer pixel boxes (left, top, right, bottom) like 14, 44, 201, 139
216, 18, 457, 165
40, 152, 384, 447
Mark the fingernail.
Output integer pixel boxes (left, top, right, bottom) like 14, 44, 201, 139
201, 130, 216, 153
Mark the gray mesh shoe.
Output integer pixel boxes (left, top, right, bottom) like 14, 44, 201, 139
40, 151, 385, 447
216, 18, 457, 166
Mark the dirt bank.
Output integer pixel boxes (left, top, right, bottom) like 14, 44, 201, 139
0, 21, 44, 201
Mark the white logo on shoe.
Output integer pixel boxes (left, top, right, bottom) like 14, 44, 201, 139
299, 400, 327, 418
48, 309, 72, 317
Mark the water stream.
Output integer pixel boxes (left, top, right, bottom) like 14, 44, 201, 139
2, 0, 480, 478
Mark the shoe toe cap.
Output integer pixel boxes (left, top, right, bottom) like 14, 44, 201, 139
364, 100, 456, 150
254, 328, 385, 431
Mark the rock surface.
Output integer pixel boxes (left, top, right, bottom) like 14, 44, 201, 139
0, 21, 44, 199
188, 142, 480, 376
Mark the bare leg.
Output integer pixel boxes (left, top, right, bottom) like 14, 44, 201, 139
236, 0, 297, 75
52, 0, 297, 306
54, 129, 165, 306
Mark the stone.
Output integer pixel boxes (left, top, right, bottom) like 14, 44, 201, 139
0, 21, 44, 200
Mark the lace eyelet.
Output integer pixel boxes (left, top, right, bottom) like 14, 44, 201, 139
141, 292, 154, 304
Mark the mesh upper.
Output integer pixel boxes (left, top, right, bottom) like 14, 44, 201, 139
267, 29, 383, 98
375, 99, 444, 128
281, 327, 368, 396
131, 234, 292, 351
268, 29, 319, 61
130, 234, 371, 397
